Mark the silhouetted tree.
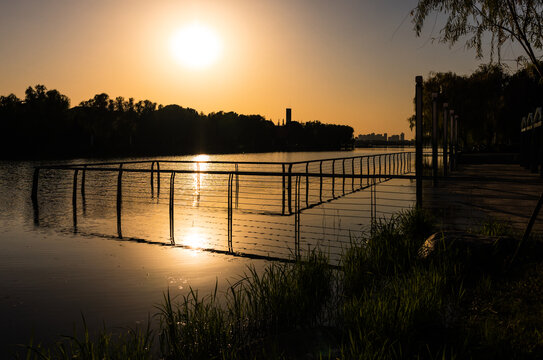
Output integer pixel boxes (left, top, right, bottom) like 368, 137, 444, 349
412, 0, 543, 78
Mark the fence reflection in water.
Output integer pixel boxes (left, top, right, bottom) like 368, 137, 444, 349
31, 152, 416, 264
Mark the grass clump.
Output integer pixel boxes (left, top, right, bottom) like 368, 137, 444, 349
156, 249, 334, 359
20, 316, 153, 360
342, 207, 435, 296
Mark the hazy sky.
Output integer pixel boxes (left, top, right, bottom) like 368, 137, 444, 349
0, 0, 518, 137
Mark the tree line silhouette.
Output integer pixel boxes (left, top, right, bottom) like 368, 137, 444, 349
0, 86, 353, 159
408, 63, 543, 151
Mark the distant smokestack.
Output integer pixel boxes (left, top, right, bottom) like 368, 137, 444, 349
286, 108, 291, 124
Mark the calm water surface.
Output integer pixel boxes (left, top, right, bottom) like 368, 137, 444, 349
0, 149, 414, 355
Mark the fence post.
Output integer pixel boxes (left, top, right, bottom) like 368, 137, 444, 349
351, 158, 355, 192
539, 115, 543, 178
332, 159, 336, 198
235, 163, 239, 208
342, 158, 346, 195
372, 156, 376, 183
378, 155, 382, 182
520, 117, 526, 168
305, 162, 309, 207
415, 76, 423, 209
359, 157, 363, 187
81, 165, 86, 200
367, 157, 370, 187
319, 161, 323, 203
282, 163, 286, 215
156, 162, 161, 199
443, 104, 449, 177
294, 176, 301, 260
117, 164, 123, 239
73, 169, 78, 232
531, 113, 539, 173
31, 167, 40, 203
31, 167, 40, 226
288, 163, 293, 214
450, 112, 455, 171
228, 173, 233, 253
169, 172, 175, 243
432, 93, 438, 184
151, 161, 155, 197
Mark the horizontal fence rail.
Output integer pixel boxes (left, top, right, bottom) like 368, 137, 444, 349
30, 152, 416, 264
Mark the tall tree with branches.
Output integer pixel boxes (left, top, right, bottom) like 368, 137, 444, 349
412, 0, 543, 79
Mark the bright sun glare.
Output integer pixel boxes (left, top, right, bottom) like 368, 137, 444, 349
170, 22, 221, 69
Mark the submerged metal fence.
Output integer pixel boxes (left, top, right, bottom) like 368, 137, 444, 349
30, 152, 415, 263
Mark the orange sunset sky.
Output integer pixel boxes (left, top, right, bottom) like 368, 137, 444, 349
0, 0, 521, 137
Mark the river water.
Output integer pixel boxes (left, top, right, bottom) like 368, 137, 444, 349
0, 148, 415, 355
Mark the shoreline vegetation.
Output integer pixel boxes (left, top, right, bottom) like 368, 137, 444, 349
0, 85, 354, 161
17, 208, 543, 359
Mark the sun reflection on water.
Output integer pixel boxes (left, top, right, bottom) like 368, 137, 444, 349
182, 228, 208, 252
192, 155, 210, 207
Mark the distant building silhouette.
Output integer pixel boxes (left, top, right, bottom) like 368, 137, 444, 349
358, 133, 387, 141
286, 108, 292, 124
356, 132, 409, 145
389, 134, 400, 142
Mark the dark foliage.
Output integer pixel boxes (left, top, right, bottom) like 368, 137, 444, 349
0, 86, 353, 159
408, 64, 543, 151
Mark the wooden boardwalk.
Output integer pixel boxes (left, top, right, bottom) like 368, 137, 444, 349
423, 163, 543, 235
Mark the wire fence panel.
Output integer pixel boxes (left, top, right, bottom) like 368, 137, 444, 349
31, 154, 416, 264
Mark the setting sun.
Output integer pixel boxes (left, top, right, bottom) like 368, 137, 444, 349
170, 22, 221, 69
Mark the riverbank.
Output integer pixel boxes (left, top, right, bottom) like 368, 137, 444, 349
18, 208, 543, 359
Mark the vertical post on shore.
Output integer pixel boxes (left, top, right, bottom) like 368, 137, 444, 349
450, 111, 454, 172
539, 116, 543, 178
72, 169, 78, 232
453, 115, 459, 170
455, 116, 459, 169
443, 104, 453, 176
169, 172, 175, 244
415, 76, 423, 209
443, 104, 449, 177
282, 163, 286, 215
431, 93, 438, 184
156, 162, 161, 200
288, 163, 293, 214
117, 164, 123, 239
531, 115, 539, 173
